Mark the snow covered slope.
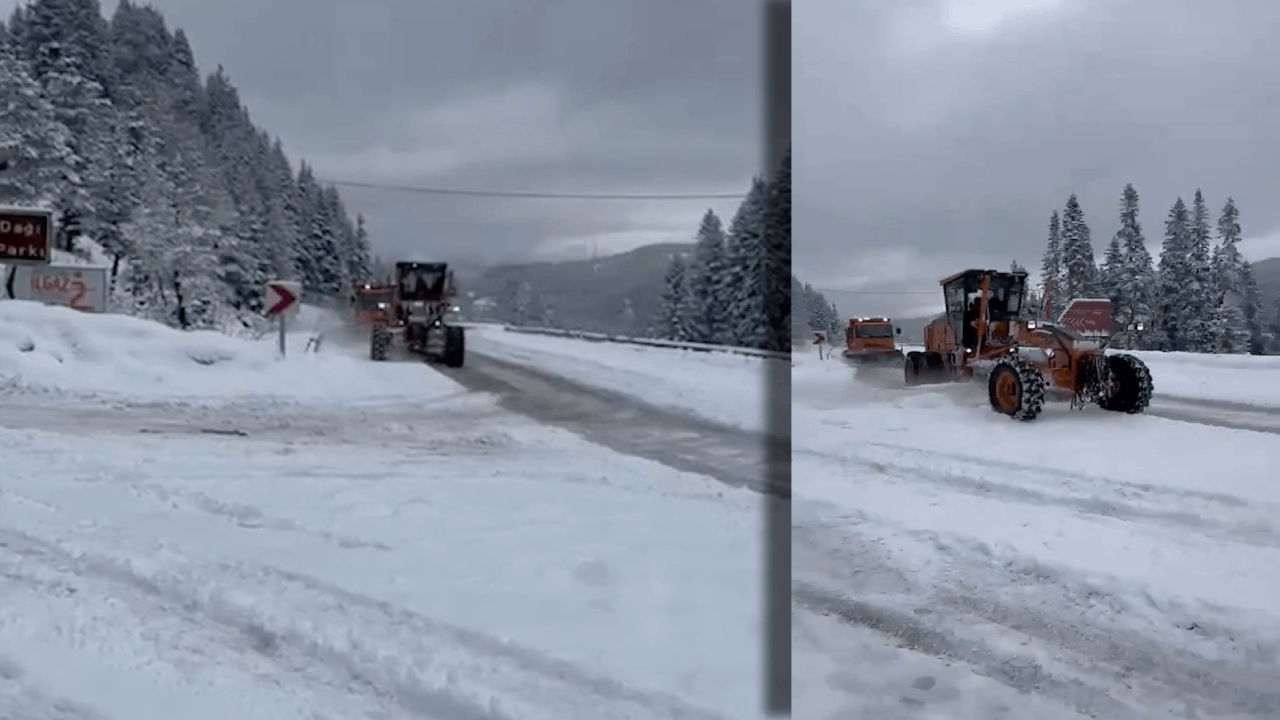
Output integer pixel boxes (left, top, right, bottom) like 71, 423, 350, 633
464, 324, 773, 433
792, 350, 1280, 719
0, 300, 767, 720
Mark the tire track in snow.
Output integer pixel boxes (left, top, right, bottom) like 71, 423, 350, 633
0, 652, 113, 720
792, 503, 1280, 718
0, 533, 400, 720
0, 527, 733, 720
796, 442, 1280, 549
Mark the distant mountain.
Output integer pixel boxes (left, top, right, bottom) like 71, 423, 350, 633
454, 243, 693, 335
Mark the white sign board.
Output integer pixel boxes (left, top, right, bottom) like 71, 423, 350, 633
264, 280, 302, 317
5, 264, 109, 313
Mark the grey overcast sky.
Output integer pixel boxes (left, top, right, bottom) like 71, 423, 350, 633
797, 0, 1280, 319
4, 0, 762, 267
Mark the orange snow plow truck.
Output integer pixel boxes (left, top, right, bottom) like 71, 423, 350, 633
841, 317, 905, 365
351, 280, 395, 327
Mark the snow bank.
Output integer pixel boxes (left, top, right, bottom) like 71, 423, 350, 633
0, 299, 452, 404
1124, 349, 1280, 407
901, 343, 1280, 408
467, 325, 775, 433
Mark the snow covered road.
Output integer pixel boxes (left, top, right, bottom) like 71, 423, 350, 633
438, 346, 788, 497
453, 324, 1280, 716
793, 351, 1280, 719
461, 324, 781, 437
0, 302, 769, 720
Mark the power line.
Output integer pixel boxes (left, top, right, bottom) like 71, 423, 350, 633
816, 288, 938, 296
315, 177, 745, 200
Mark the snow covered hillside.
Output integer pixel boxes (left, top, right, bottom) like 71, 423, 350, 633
0, 300, 767, 720
792, 351, 1280, 719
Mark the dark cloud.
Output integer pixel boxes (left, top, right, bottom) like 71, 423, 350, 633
798, 0, 1280, 318
5, 0, 763, 264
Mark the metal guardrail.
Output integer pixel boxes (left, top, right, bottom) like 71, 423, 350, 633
492, 324, 792, 360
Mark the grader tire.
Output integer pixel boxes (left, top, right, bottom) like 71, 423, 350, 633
904, 351, 925, 386
443, 325, 465, 368
1099, 353, 1154, 414
922, 351, 947, 383
988, 356, 1047, 421
371, 326, 390, 362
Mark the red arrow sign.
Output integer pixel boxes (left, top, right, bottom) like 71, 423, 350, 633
264, 281, 302, 316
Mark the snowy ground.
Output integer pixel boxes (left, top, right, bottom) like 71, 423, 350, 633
464, 325, 773, 434
792, 350, 1280, 719
0, 301, 767, 720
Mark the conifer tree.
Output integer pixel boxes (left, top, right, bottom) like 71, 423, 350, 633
682, 209, 728, 343
724, 177, 768, 348
654, 253, 690, 341
1212, 197, 1250, 353
1059, 194, 1098, 304
1187, 189, 1216, 351
1158, 197, 1193, 351
1040, 211, 1064, 319
762, 146, 791, 352
1115, 184, 1157, 349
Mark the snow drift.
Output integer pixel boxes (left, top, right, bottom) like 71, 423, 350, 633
0, 299, 439, 404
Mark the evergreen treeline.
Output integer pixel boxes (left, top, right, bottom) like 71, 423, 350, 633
649, 146, 791, 352
0, 0, 372, 331
1038, 185, 1278, 354
789, 277, 841, 343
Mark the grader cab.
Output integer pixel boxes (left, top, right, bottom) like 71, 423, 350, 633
905, 269, 1153, 421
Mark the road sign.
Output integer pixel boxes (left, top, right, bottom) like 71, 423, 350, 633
6, 264, 108, 312
264, 280, 301, 317
813, 332, 825, 345
0, 206, 54, 266
1057, 298, 1112, 338
264, 280, 302, 358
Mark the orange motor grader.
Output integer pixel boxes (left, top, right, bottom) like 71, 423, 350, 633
904, 268, 1153, 421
